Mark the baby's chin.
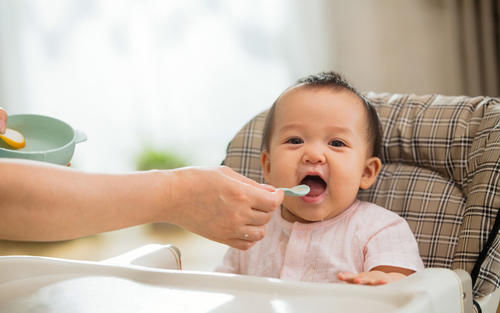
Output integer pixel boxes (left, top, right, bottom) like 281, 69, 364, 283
281, 206, 328, 224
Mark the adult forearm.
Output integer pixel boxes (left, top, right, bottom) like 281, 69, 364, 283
0, 160, 283, 249
0, 160, 169, 241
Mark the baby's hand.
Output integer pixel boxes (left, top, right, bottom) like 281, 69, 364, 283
337, 270, 406, 285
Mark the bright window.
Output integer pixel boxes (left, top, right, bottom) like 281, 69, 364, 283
1, 1, 292, 172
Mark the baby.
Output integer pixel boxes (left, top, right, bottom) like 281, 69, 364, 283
216, 71, 424, 285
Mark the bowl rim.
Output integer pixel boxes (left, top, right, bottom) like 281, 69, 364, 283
0, 114, 77, 155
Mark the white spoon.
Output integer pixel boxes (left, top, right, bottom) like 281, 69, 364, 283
278, 184, 310, 197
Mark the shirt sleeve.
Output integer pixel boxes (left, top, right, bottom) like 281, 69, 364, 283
214, 247, 241, 274
362, 215, 425, 272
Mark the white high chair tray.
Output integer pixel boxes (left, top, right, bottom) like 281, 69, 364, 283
0, 252, 465, 313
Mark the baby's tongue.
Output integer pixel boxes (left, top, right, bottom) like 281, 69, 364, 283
302, 177, 326, 197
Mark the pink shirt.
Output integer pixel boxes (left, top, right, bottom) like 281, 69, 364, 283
216, 200, 424, 282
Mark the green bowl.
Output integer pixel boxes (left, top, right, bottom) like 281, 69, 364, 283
0, 114, 87, 165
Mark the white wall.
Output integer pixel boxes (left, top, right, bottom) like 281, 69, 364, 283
0, 2, 27, 112
287, 0, 465, 95
0, 0, 479, 172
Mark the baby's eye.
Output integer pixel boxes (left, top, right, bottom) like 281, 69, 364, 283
329, 140, 345, 147
286, 137, 303, 145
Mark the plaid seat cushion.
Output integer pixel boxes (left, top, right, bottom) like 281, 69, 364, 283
222, 92, 500, 298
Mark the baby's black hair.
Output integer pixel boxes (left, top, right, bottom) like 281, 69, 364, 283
262, 71, 382, 159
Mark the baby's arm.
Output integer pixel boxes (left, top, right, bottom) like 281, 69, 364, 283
337, 266, 415, 285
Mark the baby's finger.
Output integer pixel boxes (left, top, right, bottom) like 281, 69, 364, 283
348, 277, 375, 285
362, 279, 387, 285
337, 272, 361, 284
337, 272, 357, 282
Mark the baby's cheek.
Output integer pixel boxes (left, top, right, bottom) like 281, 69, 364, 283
331, 176, 354, 193
269, 168, 291, 187
281, 197, 296, 210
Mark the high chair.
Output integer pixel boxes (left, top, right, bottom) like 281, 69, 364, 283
0, 93, 497, 313
222, 92, 500, 313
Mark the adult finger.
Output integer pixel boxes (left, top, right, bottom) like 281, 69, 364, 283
227, 239, 257, 251
220, 166, 283, 212
359, 278, 386, 285
220, 167, 260, 186
258, 184, 278, 192
220, 166, 276, 191
248, 186, 284, 213
0, 107, 7, 134
234, 225, 265, 242
247, 209, 273, 226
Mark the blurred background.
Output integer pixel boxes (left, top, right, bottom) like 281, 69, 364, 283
0, 0, 498, 271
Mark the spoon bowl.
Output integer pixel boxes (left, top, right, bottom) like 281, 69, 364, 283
278, 184, 310, 197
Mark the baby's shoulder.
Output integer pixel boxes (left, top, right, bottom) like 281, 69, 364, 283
352, 201, 406, 228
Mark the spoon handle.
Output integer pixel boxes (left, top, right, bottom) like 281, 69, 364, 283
277, 185, 310, 197
277, 188, 294, 196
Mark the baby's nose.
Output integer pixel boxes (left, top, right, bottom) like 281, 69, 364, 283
302, 145, 326, 164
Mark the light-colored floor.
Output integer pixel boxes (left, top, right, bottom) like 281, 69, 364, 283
0, 223, 228, 272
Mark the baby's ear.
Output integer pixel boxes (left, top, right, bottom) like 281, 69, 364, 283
260, 151, 272, 183
360, 157, 382, 190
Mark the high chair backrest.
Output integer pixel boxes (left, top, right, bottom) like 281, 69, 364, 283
222, 93, 499, 299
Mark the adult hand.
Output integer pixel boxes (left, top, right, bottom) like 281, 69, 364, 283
0, 107, 7, 134
165, 166, 284, 250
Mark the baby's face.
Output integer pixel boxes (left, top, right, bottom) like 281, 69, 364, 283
261, 86, 381, 223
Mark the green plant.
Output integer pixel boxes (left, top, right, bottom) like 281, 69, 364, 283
136, 147, 188, 171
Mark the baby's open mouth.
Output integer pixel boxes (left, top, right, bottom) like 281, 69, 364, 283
300, 175, 327, 197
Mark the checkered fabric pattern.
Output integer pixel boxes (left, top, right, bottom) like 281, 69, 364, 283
222, 92, 500, 299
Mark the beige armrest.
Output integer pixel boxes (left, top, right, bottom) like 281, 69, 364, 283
102, 244, 182, 270
454, 269, 473, 313
475, 287, 500, 313
381, 268, 473, 313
